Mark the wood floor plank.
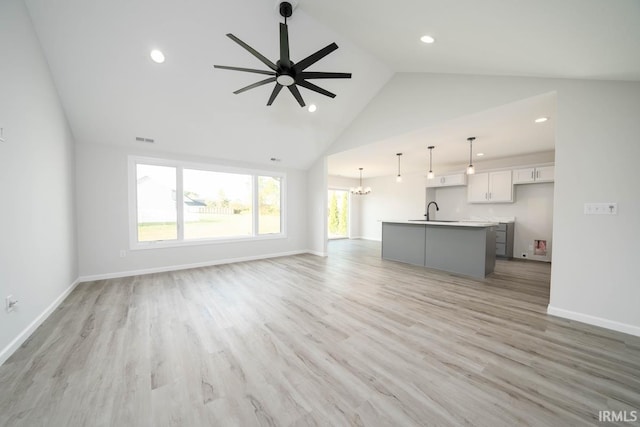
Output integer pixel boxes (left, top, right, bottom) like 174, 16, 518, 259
1, 239, 639, 426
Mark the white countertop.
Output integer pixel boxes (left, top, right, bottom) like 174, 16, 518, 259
383, 220, 499, 227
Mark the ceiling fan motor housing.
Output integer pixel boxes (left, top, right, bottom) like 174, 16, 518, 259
279, 2, 293, 18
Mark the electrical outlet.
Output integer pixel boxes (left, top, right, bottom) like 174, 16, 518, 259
119, 250, 127, 258
5, 295, 18, 313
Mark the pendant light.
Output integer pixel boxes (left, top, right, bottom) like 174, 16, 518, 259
466, 137, 476, 175
350, 168, 371, 195
427, 146, 435, 179
396, 153, 403, 183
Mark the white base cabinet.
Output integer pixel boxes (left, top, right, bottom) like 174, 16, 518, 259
468, 170, 513, 203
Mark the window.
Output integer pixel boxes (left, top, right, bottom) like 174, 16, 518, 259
130, 157, 285, 248
258, 176, 281, 235
327, 189, 349, 239
183, 169, 253, 239
136, 164, 177, 242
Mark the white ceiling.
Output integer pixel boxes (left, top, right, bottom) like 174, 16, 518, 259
328, 92, 556, 178
23, 0, 392, 170
23, 0, 640, 172
301, 0, 640, 80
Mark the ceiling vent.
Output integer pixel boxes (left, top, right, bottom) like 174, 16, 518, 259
135, 137, 155, 143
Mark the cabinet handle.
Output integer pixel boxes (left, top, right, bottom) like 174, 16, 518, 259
485, 192, 488, 200
531, 171, 534, 179
489, 192, 492, 200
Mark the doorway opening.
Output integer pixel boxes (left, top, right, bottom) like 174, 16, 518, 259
327, 189, 349, 239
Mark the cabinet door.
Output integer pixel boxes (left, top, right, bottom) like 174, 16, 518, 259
512, 167, 535, 184
426, 175, 445, 187
427, 173, 467, 188
488, 170, 513, 202
442, 174, 466, 187
535, 166, 554, 182
467, 173, 489, 203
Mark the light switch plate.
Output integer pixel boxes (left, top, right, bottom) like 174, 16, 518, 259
584, 202, 617, 215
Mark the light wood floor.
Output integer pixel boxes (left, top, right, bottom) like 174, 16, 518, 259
1, 240, 639, 426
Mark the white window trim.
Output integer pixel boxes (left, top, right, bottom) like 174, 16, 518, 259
128, 155, 287, 250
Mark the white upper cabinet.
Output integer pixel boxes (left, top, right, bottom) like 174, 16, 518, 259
426, 173, 467, 188
468, 170, 513, 203
513, 166, 555, 184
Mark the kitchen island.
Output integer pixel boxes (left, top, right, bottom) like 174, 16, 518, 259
381, 220, 497, 279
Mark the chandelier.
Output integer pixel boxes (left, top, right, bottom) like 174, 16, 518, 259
350, 168, 371, 195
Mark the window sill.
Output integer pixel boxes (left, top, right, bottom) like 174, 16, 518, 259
130, 233, 287, 251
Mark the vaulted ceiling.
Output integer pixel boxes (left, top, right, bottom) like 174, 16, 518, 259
24, 0, 640, 172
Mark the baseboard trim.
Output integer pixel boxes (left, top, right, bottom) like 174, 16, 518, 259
0, 278, 80, 366
547, 305, 640, 337
78, 250, 312, 282
306, 250, 328, 257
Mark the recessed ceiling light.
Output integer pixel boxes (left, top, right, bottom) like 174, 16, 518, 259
308, 104, 317, 113
477, 152, 484, 157
150, 49, 165, 64
420, 35, 435, 44
535, 117, 548, 123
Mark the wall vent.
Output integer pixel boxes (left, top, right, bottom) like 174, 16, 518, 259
135, 136, 155, 143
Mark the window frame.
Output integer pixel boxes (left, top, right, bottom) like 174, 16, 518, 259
128, 156, 287, 250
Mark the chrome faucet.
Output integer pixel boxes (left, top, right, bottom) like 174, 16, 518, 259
425, 201, 439, 221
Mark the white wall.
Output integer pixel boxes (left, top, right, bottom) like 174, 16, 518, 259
550, 82, 640, 335
328, 175, 361, 238
0, 0, 77, 363
306, 157, 327, 256
75, 143, 308, 279
321, 73, 640, 336
357, 172, 429, 241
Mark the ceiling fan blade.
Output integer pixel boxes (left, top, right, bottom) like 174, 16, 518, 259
296, 79, 336, 98
267, 84, 284, 106
288, 85, 306, 107
299, 72, 352, 79
279, 23, 291, 67
214, 65, 275, 76
226, 33, 278, 71
233, 77, 277, 94
293, 43, 338, 71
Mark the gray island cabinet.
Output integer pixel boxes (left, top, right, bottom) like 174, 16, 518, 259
381, 221, 497, 279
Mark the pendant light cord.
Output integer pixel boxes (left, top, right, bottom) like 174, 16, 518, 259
429, 148, 433, 171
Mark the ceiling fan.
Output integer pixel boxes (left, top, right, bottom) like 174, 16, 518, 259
214, 1, 352, 107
